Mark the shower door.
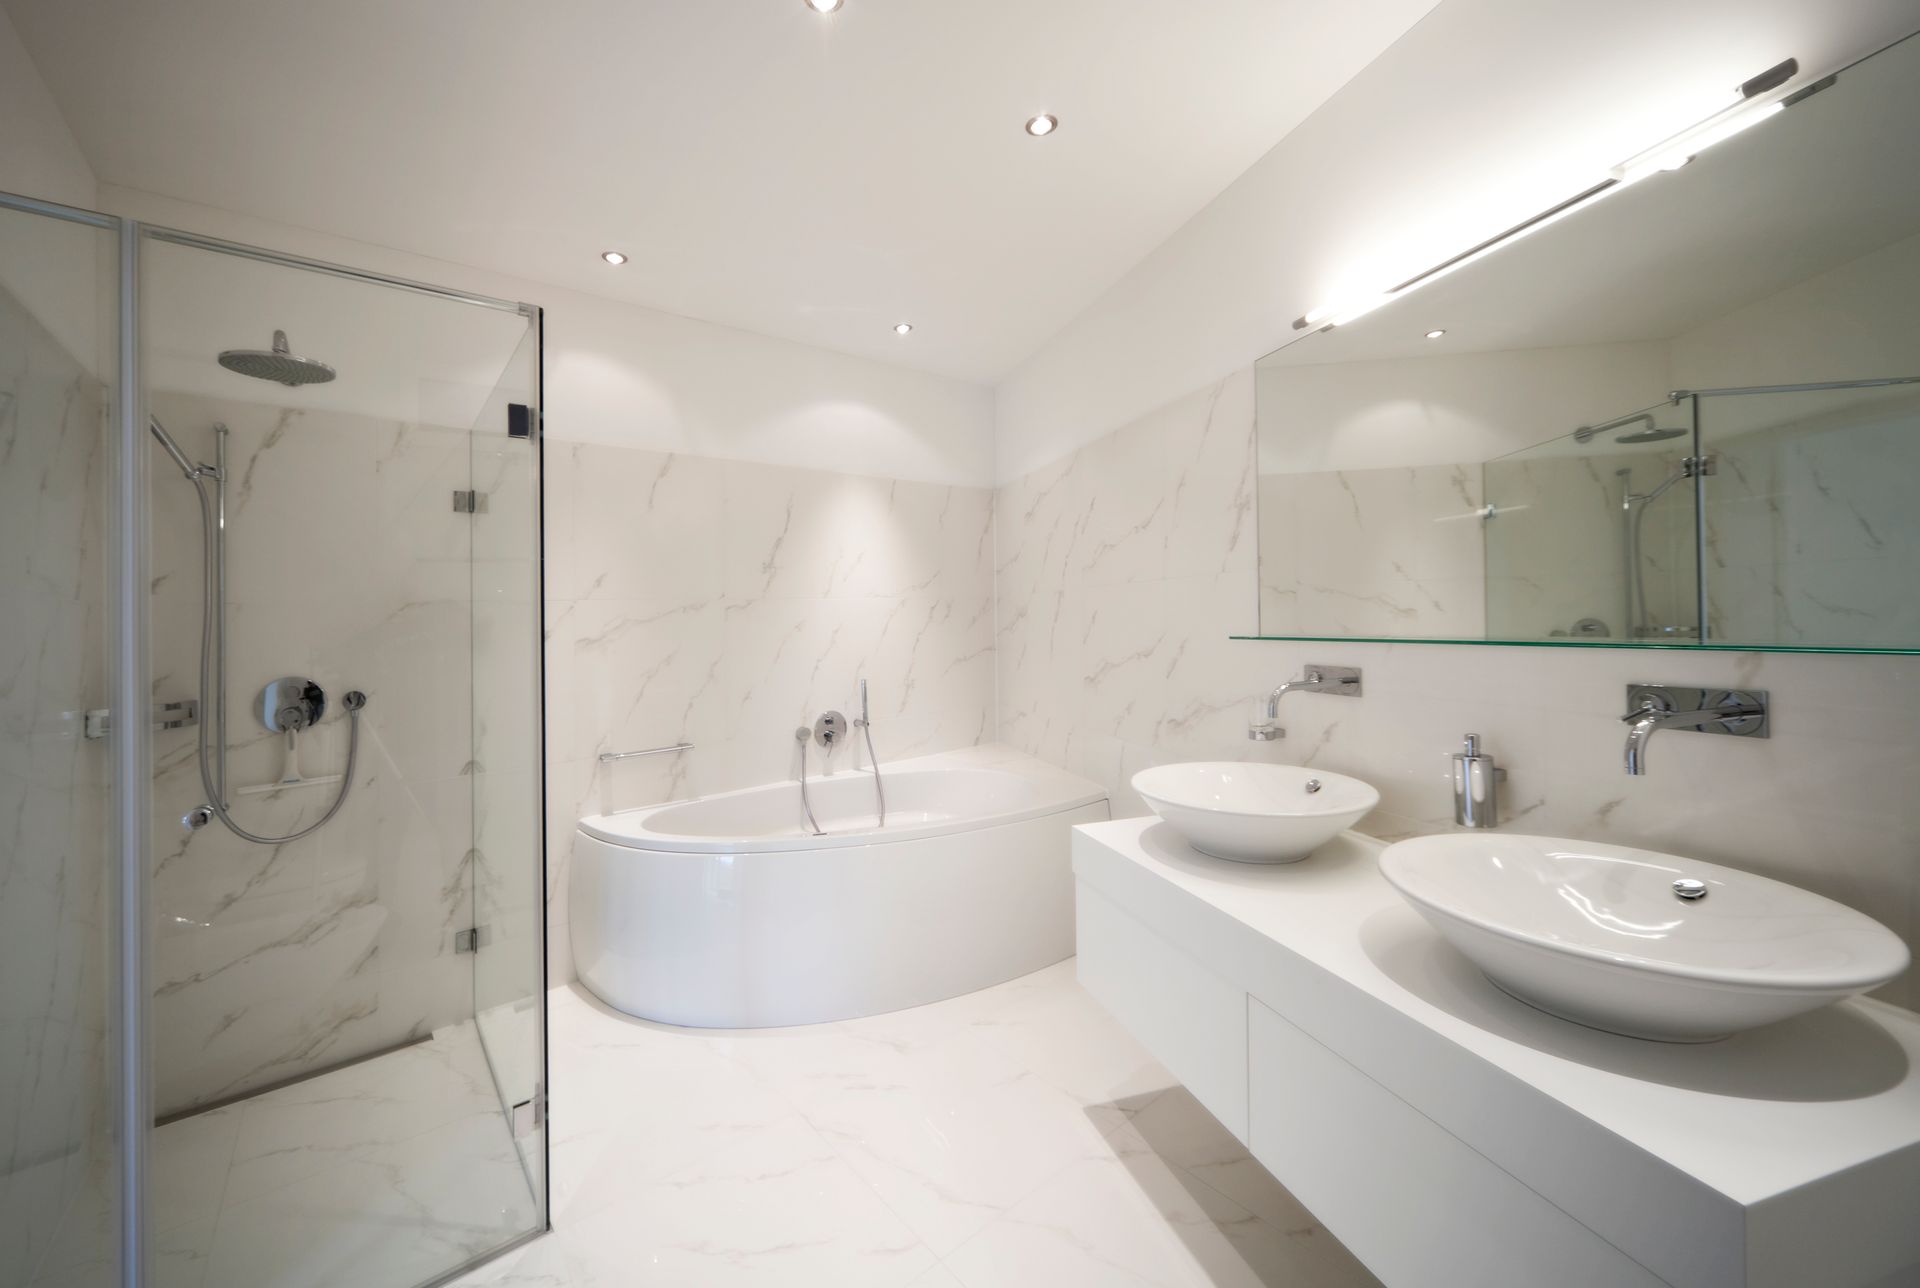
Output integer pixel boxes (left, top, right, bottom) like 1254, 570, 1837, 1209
138, 229, 546, 1287
466, 324, 549, 1218
0, 195, 125, 1288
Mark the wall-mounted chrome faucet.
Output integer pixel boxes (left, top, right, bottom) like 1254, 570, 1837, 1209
1621, 684, 1768, 775
1248, 665, 1362, 741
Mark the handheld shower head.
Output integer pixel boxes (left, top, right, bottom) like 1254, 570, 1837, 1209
218, 329, 335, 386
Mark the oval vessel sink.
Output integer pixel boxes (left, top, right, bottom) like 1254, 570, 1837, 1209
1380, 833, 1910, 1042
1132, 762, 1378, 864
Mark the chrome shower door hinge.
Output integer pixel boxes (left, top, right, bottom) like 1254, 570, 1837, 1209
510, 1089, 546, 1137
84, 699, 199, 740
452, 489, 487, 513
454, 925, 490, 954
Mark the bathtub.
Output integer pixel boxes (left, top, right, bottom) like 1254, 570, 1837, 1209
571, 748, 1109, 1027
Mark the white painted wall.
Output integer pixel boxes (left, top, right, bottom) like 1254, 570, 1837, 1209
995, 0, 1920, 482
0, 7, 102, 369
98, 187, 996, 487
0, 7, 93, 209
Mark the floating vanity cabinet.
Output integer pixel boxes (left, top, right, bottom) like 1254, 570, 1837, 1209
1076, 884, 1248, 1140
1072, 818, 1920, 1288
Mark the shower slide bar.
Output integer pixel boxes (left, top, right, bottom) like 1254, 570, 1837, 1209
598, 742, 694, 763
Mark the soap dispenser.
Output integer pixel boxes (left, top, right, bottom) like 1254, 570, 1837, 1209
1449, 734, 1504, 829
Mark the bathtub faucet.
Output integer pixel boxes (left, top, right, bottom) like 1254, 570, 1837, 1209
854, 678, 887, 828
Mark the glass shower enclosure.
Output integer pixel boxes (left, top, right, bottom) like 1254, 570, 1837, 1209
1, 190, 548, 1288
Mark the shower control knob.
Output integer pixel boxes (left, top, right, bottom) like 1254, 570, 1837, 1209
813, 711, 846, 748
261, 676, 326, 733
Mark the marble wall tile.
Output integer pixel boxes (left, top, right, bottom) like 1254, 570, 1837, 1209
146, 395, 498, 1116
541, 443, 997, 986
1261, 462, 1485, 637
997, 368, 1920, 1010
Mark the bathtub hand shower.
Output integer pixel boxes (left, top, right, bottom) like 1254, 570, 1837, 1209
854, 678, 886, 828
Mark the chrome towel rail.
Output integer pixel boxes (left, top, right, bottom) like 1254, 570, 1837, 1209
598, 742, 693, 764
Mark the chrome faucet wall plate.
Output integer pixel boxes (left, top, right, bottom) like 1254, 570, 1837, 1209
1621, 684, 1769, 775
1248, 664, 1363, 740
1625, 685, 1769, 739
813, 710, 846, 748
261, 676, 326, 733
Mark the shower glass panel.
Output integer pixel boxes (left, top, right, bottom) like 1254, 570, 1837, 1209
140, 231, 545, 1286
467, 326, 548, 1214
0, 198, 123, 1288
1699, 381, 1920, 649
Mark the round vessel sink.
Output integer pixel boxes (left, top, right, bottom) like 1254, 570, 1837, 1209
1131, 762, 1378, 864
1380, 833, 1911, 1042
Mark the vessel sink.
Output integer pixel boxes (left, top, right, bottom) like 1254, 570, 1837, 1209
1131, 762, 1378, 864
1379, 833, 1910, 1042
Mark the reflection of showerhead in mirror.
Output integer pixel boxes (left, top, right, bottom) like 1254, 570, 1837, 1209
1573, 412, 1684, 445
1615, 425, 1686, 443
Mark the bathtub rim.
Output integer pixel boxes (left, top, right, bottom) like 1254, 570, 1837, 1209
578, 748, 1106, 855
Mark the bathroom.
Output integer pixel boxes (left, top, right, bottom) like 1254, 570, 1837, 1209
2, 0, 1918, 1284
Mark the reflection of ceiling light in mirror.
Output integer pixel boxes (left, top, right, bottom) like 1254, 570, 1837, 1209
1425, 329, 1447, 340
600, 250, 627, 265
893, 322, 913, 335
1025, 114, 1058, 137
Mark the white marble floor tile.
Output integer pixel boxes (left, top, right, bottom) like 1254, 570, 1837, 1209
148, 1021, 538, 1288
557, 1115, 938, 1288
443, 963, 1369, 1288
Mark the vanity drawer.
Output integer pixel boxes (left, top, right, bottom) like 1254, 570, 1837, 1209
1248, 997, 1667, 1288
1076, 882, 1248, 1141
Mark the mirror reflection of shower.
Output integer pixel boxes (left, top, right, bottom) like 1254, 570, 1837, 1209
148, 329, 367, 844
1574, 408, 1696, 641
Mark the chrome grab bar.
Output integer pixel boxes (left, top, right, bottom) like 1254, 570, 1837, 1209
598, 742, 693, 764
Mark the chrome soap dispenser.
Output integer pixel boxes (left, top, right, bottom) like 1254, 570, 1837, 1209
1449, 734, 1504, 829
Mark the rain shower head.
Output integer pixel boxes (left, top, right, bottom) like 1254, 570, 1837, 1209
217, 330, 335, 386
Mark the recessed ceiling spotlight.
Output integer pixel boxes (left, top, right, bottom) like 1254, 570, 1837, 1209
1424, 328, 1447, 339
601, 250, 628, 266
893, 322, 914, 335
804, 0, 843, 12
1024, 114, 1058, 137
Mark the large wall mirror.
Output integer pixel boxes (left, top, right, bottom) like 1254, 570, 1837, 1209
1252, 31, 1920, 653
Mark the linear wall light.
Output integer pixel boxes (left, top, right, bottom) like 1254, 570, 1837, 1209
1292, 57, 1819, 334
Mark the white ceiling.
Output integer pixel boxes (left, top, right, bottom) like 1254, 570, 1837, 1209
4, 0, 1440, 383
1261, 30, 1920, 368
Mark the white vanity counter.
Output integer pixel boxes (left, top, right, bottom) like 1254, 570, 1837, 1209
1073, 817, 1920, 1288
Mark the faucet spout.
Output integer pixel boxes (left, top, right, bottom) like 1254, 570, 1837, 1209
1621, 700, 1765, 775
1248, 665, 1362, 740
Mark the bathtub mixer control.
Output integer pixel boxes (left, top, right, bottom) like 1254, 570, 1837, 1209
813, 711, 846, 748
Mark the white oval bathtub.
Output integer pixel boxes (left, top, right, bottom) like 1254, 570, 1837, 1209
571, 748, 1109, 1027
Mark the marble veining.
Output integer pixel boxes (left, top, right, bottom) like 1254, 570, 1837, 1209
27, 1020, 537, 1288
147, 394, 494, 1116
542, 443, 997, 986
450, 961, 1376, 1288
996, 368, 1920, 1009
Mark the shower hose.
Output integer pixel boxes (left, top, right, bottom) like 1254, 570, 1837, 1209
182, 467, 364, 844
